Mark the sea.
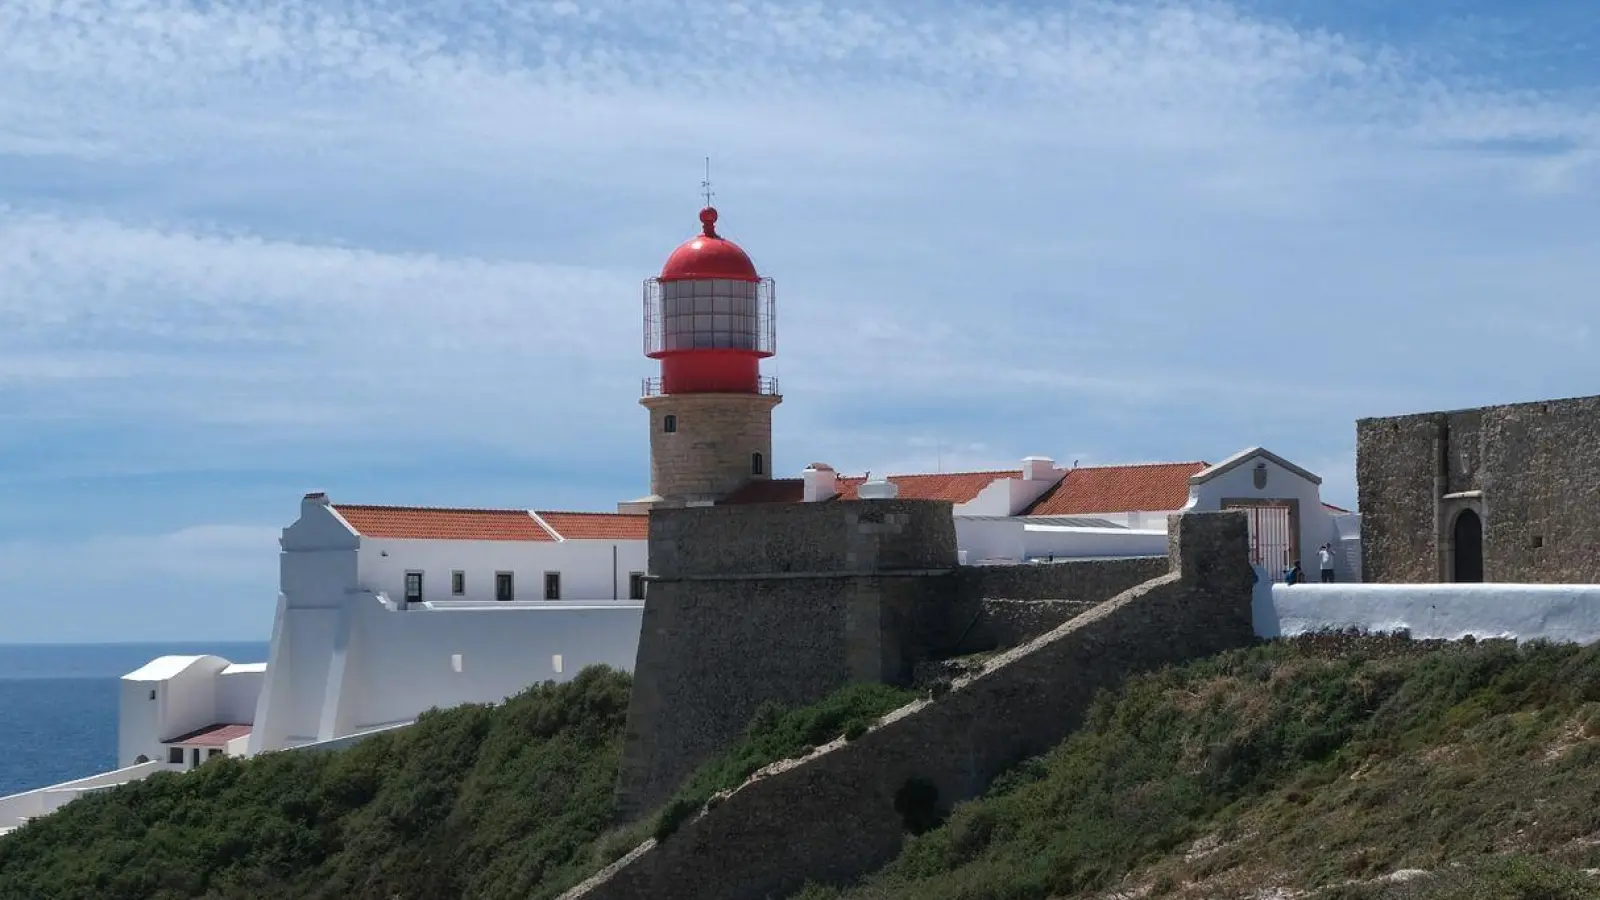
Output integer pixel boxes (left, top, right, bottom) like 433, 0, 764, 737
0, 642, 269, 797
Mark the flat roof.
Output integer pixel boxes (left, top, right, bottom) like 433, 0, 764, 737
165, 723, 252, 747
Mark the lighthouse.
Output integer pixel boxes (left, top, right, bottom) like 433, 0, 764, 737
636, 205, 781, 508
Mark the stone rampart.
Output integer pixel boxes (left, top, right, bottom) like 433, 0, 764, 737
956, 555, 1166, 604
963, 599, 1097, 649
570, 511, 1256, 900
928, 555, 1167, 654
612, 499, 960, 822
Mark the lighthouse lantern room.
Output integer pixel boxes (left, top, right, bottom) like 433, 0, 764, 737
635, 205, 783, 509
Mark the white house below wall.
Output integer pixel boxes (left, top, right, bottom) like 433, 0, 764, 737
955, 516, 1169, 563
117, 655, 263, 772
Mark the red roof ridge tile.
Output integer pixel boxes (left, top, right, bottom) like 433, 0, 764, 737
333, 502, 532, 514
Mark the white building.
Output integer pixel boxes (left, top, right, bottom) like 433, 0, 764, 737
112, 494, 650, 771
724, 446, 1359, 580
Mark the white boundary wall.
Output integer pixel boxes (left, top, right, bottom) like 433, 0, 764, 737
1258, 582, 1600, 644
0, 761, 164, 833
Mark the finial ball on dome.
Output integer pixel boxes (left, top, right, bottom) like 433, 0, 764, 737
699, 206, 718, 235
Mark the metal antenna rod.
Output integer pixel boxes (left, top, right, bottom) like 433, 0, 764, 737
701, 156, 714, 207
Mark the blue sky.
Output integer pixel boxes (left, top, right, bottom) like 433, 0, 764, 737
2, 0, 1598, 642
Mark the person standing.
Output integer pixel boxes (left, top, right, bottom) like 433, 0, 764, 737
1318, 543, 1336, 583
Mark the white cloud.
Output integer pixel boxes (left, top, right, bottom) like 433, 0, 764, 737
0, 0, 1598, 623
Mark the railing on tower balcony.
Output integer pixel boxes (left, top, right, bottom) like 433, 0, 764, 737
642, 276, 777, 357
641, 375, 780, 398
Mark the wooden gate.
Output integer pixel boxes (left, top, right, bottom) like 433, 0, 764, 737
1224, 500, 1296, 575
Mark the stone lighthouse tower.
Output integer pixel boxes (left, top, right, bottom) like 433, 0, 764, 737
636, 205, 780, 508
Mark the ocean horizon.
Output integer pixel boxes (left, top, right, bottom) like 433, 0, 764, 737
0, 641, 270, 797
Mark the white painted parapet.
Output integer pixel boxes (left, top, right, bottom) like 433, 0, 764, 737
0, 761, 164, 833
1259, 582, 1600, 644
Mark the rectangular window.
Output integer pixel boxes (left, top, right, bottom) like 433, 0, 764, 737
404, 571, 424, 604
495, 572, 515, 602
207, 748, 223, 759
628, 572, 647, 600
167, 747, 183, 765
544, 571, 561, 601
451, 570, 465, 595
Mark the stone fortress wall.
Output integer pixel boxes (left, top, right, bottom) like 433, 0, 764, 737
573, 510, 1256, 900
1357, 392, 1600, 584
611, 499, 1170, 822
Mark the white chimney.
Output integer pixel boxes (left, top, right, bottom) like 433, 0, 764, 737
1021, 456, 1056, 481
857, 476, 900, 500
802, 463, 839, 502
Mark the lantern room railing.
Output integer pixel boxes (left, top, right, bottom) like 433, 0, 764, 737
641, 375, 780, 398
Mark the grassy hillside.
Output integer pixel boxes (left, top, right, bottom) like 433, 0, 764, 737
796, 636, 1600, 900
10, 638, 1600, 900
0, 668, 913, 900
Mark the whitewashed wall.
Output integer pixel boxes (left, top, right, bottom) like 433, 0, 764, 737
117, 656, 233, 768
954, 518, 1169, 562
0, 761, 164, 832
356, 535, 647, 604
1259, 583, 1600, 644
340, 598, 641, 732
216, 665, 265, 724
954, 462, 1062, 517
1023, 524, 1169, 559
251, 496, 651, 754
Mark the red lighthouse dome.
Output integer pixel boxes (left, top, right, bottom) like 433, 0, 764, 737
659, 208, 760, 282
642, 205, 778, 396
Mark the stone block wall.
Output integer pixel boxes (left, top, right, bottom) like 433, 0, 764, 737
613, 500, 960, 822
963, 599, 1098, 650
955, 555, 1167, 604
649, 499, 959, 578
1358, 393, 1600, 583
925, 556, 1167, 654
570, 511, 1256, 900
642, 393, 781, 505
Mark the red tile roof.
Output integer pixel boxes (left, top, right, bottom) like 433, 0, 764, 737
333, 505, 556, 542
722, 470, 1019, 505
537, 511, 650, 541
1023, 462, 1208, 516
166, 723, 252, 747
1322, 501, 1352, 514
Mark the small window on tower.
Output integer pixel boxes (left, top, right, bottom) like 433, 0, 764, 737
663, 414, 677, 434
752, 452, 765, 476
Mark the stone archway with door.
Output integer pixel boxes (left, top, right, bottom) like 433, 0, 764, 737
1439, 492, 1486, 582
1450, 508, 1484, 582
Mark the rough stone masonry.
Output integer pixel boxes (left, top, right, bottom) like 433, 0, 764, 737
610, 498, 1168, 823
569, 510, 1256, 900
1357, 392, 1600, 584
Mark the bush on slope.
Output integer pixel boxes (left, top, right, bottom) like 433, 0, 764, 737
0, 667, 633, 900
795, 637, 1600, 900
0, 669, 915, 900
